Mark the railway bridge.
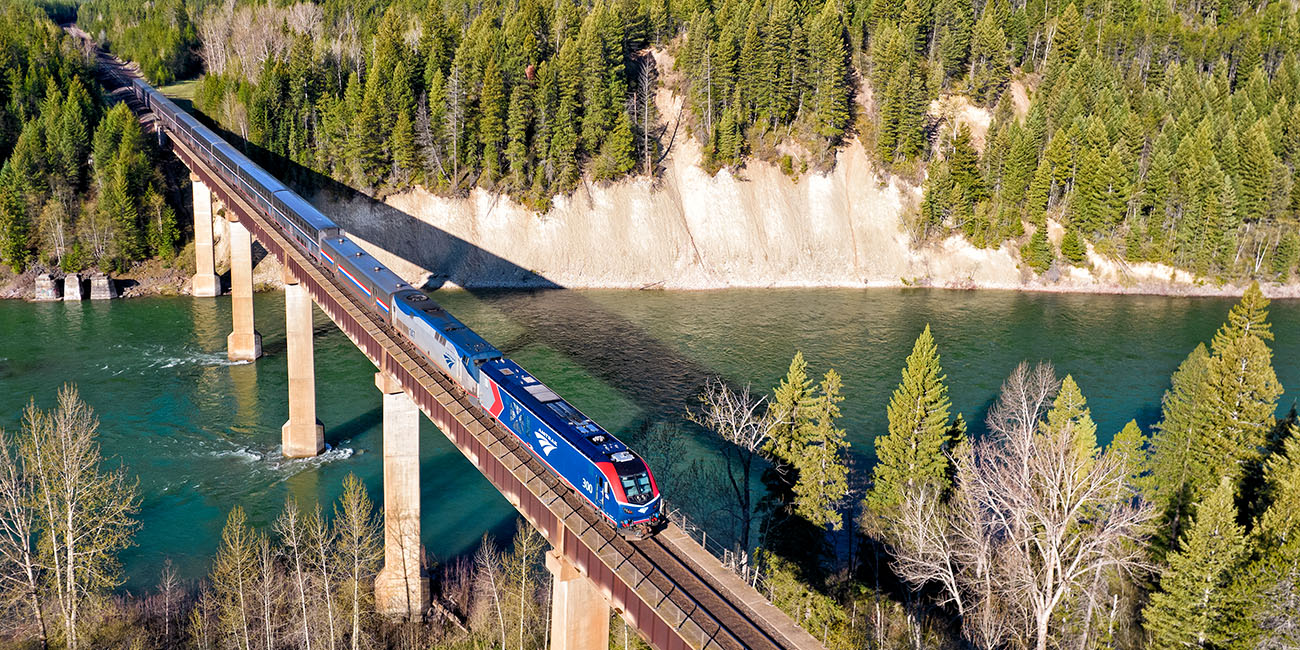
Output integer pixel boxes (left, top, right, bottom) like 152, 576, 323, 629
84, 37, 826, 650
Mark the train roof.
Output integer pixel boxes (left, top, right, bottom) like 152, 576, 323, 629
322, 235, 410, 300
393, 291, 501, 359
481, 358, 645, 471
271, 189, 340, 233
233, 154, 288, 197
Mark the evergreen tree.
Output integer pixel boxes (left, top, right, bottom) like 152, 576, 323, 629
0, 164, 30, 272
1061, 226, 1086, 264
792, 369, 850, 530
391, 110, 418, 183
505, 84, 533, 191
479, 59, 507, 183
1111, 420, 1150, 492
1041, 375, 1097, 465
1149, 343, 1215, 553
1144, 477, 1248, 650
810, 0, 850, 143
1022, 225, 1053, 273
969, 10, 1009, 104
768, 351, 815, 468
1198, 283, 1282, 480
868, 325, 957, 516
596, 111, 637, 180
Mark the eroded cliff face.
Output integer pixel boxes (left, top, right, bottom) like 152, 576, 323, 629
293, 87, 1292, 298
313, 132, 1044, 291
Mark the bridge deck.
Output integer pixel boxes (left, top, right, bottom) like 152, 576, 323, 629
84, 34, 826, 650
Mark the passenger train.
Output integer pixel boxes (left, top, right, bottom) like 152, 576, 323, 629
130, 77, 663, 536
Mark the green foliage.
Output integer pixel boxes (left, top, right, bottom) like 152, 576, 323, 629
1202, 283, 1282, 479
1144, 477, 1248, 650
1022, 226, 1053, 273
77, 0, 200, 84
1060, 226, 1086, 265
0, 5, 176, 273
868, 325, 959, 517
790, 369, 850, 530
768, 351, 815, 466
759, 552, 860, 649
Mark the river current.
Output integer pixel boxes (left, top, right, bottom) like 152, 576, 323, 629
1, 288, 1296, 591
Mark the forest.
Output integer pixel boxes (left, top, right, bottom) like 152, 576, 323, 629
55, 0, 1300, 283
0, 284, 1294, 650
0, 0, 180, 275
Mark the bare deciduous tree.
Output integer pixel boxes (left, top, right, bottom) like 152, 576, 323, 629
274, 498, 313, 650
889, 363, 1154, 650
333, 474, 380, 650
0, 430, 46, 648
688, 377, 779, 553
21, 386, 139, 650
473, 534, 507, 650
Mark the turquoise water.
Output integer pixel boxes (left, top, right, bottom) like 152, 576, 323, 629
0, 289, 1296, 592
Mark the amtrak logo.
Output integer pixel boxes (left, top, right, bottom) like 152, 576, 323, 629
535, 429, 557, 456
443, 353, 455, 370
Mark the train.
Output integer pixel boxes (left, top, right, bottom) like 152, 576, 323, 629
130, 77, 664, 537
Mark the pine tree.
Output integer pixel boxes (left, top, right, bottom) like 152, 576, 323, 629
1273, 231, 1299, 279
810, 0, 850, 143
969, 10, 1009, 104
391, 110, 418, 183
505, 84, 533, 191
597, 111, 637, 180
868, 325, 957, 516
1023, 225, 1053, 273
792, 369, 850, 530
1041, 375, 1098, 466
1148, 343, 1215, 553
1061, 226, 1087, 264
348, 74, 386, 189
948, 124, 985, 203
1111, 420, 1150, 492
1197, 283, 1282, 480
479, 59, 507, 183
0, 164, 30, 272
1144, 476, 1248, 650
768, 351, 815, 468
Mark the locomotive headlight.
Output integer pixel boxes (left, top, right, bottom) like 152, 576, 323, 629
623, 507, 634, 514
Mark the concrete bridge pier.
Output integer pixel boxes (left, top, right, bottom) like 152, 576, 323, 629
546, 549, 611, 650
190, 175, 220, 298
373, 372, 429, 619
281, 270, 323, 457
226, 217, 262, 361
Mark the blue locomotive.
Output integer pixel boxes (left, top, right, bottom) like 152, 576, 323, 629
130, 77, 663, 536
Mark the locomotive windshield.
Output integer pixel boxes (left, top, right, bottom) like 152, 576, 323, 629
620, 473, 654, 504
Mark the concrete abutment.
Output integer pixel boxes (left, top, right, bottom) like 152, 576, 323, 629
281, 272, 323, 457
373, 372, 430, 619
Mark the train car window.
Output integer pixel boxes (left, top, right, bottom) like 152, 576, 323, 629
620, 473, 653, 501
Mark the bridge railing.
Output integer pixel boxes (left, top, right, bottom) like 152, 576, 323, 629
661, 504, 768, 592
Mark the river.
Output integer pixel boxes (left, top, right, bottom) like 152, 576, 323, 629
1, 288, 1296, 592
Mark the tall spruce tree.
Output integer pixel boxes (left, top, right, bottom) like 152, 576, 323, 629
768, 351, 815, 468
1197, 283, 1282, 480
791, 369, 850, 530
1149, 343, 1215, 554
1144, 476, 1248, 650
867, 325, 957, 516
